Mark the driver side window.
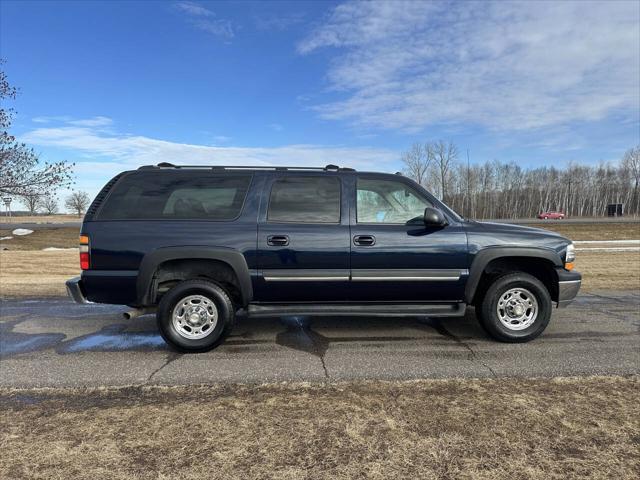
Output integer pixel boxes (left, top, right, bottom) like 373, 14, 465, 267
356, 178, 432, 224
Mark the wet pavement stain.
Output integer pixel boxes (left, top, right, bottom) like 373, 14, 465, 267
276, 316, 329, 358
0, 320, 66, 358
56, 324, 168, 354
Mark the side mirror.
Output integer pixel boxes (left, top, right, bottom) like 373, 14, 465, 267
423, 207, 448, 227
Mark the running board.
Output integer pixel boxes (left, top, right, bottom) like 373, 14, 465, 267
247, 302, 466, 318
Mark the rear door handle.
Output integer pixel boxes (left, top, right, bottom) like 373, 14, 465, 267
267, 235, 289, 246
353, 235, 376, 246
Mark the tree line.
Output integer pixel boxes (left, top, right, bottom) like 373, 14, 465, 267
401, 140, 640, 219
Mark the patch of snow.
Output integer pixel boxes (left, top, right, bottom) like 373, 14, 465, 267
12, 228, 34, 236
0, 236, 13, 240
42, 247, 78, 251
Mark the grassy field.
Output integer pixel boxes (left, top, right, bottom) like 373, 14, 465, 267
0, 214, 80, 224
0, 227, 79, 251
1, 376, 638, 480
526, 222, 640, 240
0, 250, 79, 297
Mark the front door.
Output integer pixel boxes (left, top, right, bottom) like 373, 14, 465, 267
256, 173, 350, 302
349, 176, 468, 302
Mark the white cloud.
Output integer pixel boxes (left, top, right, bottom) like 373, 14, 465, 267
31, 115, 72, 124
67, 116, 113, 127
298, 0, 640, 133
175, 1, 214, 17
175, 1, 234, 40
21, 119, 397, 196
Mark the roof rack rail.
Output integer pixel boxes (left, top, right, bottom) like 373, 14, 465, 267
137, 164, 357, 172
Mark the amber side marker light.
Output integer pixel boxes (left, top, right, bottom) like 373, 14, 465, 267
79, 235, 90, 270
564, 262, 574, 271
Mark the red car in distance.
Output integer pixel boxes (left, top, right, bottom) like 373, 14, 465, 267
537, 211, 565, 220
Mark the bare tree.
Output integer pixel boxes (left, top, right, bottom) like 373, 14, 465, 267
622, 146, 640, 215
41, 195, 59, 215
401, 143, 430, 186
0, 60, 74, 197
65, 191, 90, 217
20, 194, 40, 215
430, 140, 458, 203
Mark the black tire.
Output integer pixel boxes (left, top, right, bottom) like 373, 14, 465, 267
156, 279, 235, 352
476, 272, 552, 343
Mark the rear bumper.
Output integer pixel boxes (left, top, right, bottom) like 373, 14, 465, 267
556, 269, 582, 308
66, 276, 89, 304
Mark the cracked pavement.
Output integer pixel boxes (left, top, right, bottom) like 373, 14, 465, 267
1, 291, 638, 388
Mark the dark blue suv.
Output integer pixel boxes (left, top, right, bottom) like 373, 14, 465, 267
66, 164, 581, 351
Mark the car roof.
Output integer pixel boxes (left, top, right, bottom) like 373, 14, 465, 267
134, 163, 406, 178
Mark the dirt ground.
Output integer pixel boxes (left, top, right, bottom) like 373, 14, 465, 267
1, 376, 638, 480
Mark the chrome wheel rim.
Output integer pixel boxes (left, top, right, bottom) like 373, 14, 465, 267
172, 295, 218, 340
497, 288, 538, 331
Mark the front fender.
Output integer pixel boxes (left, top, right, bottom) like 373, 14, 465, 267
465, 246, 563, 303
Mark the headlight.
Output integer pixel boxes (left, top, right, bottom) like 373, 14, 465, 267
565, 243, 575, 269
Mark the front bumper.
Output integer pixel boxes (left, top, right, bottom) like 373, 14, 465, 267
557, 269, 582, 308
66, 276, 89, 304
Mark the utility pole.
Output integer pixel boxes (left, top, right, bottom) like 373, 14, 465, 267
466, 149, 471, 218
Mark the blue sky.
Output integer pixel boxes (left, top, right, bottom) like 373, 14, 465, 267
1, 0, 639, 199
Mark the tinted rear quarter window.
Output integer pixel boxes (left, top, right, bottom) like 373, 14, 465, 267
267, 176, 340, 223
97, 172, 251, 220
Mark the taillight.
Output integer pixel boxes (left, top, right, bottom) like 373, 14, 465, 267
79, 235, 90, 270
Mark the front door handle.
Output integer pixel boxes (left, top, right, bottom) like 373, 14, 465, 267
267, 235, 289, 246
353, 235, 376, 246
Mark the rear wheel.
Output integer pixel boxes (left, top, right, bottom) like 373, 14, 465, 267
476, 273, 552, 342
157, 279, 235, 352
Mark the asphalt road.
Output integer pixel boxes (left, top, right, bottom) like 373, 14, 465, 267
1, 291, 638, 388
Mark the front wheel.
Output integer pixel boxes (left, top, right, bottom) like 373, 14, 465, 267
477, 273, 552, 342
157, 280, 235, 352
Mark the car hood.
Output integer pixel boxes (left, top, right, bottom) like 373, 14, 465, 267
475, 221, 565, 238
464, 220, 571, 254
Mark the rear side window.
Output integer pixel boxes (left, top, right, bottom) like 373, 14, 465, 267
97, 172, 251, 220
267, 176, 340, 223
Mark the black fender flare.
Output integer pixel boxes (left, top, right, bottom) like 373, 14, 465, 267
465, 246, 563, 303
137, 246, 253, 306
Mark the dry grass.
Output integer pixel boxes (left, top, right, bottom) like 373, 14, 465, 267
1, 376, 638, 479
577, 251, 640, 290
0, 227, 79, 251
0, 214, 80, 224
0, 251, 79, 297
525, 222, 640, 240
1, 248, 638, 299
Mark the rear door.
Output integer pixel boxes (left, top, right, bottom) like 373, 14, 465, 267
255, 172, 350, 302
348, 175, 468, 302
